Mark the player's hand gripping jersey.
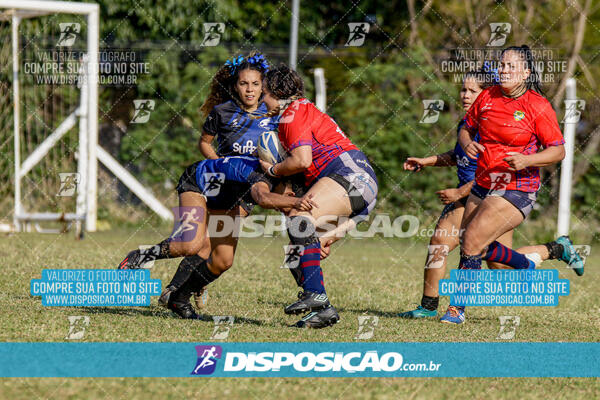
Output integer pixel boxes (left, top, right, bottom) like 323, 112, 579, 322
464, 86, 564, 192
278, 99, 358, 185
203, 100, 278, 157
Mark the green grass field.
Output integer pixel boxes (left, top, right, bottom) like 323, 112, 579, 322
2, 229, 599, 398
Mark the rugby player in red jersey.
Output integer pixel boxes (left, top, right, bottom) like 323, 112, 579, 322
258, 65, 379, 328
440, 45, 584, 324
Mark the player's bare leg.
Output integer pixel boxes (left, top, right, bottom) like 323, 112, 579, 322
285, 177, 352, 328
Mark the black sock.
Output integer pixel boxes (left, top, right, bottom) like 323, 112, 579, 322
545, 241, 564, 260
171, 261, 219, 304
170, 276, 196, 304
289, 267, 303, 287
191, 262, 219, 291
145, 239, 172, 261
421, 295, 439, 311
167, 255, 206, 290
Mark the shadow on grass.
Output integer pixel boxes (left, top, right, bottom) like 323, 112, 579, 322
264, 299, 398, 318
78, 306, 266, 325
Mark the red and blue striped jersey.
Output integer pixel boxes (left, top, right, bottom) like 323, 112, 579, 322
278, 99, 358, 185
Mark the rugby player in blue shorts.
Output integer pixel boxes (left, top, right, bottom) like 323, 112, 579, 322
117, 156, 316, 319
167, 52, 279, 310
258, 65, 379, 328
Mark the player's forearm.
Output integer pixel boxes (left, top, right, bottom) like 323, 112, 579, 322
199, 135, 219, 159
457, 180, 474, 198
255, 191, 296, 210
458, 126, 475, 152
433, 150, 456, 167
273, 151, 312, 176
525, 145, 565, 167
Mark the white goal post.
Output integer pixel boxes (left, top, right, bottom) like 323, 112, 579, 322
2, 0, 173, 236
2, 0, 99, 235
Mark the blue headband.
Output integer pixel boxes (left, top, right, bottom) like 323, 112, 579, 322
224, 55, 245, 76
247, 53, 270, 73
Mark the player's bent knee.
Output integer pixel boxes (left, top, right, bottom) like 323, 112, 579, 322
461, 231, 485, 256
210, 256, 234, 274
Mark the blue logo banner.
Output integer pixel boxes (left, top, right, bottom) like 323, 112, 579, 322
0, 342, 598, 377
30, 269, 161, 306
439, 269, 569, 306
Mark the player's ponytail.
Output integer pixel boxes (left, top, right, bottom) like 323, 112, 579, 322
501, 45, 544, 96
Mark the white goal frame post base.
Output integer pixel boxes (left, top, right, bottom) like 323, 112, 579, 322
1, 0, 173, 237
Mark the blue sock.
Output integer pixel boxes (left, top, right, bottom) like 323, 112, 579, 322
299, 242, 326, 294
483, 241, 534, 269
452, 253, 482, 309
459, 253, 482, 270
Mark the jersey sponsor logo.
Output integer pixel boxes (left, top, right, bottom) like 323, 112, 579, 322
513, 110, 525, 121
355, 159, 374, 171
258, 118, 272, 129
232, 140, 257, 154
456, 155, 470, 167
191, 345, 222, 375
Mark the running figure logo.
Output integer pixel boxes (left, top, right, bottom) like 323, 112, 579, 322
191, 345, 223, 375
210, 316, 234, 340
345, 23, 370, 46
570, 245, 591, 269
201, 23, 225, 46
497, 315, 520, 340
137, 244, 161, 269
489, 172, 511, 196
420, 100, 444, 123
562, 100, 586, 123
487, 23, 511, 47
425, 245, 449, 269
65, 316, 90, 340
57, 173, 80, 197
355, 315, 379, 340
202, 172, 226, 197
170, 206, 206, 243
282, 245, 304, 269
56, 23, 80, 47
131, 100, 155, 123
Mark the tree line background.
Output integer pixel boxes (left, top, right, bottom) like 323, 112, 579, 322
1, 0, 599, 242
